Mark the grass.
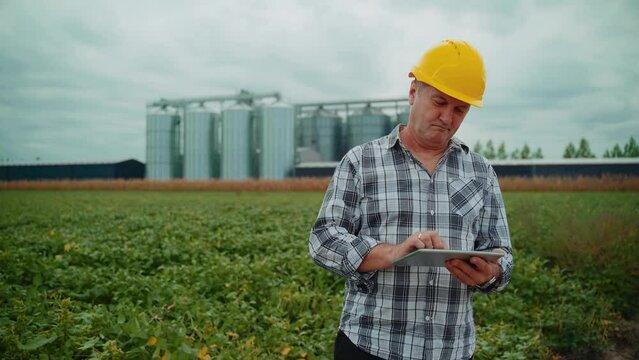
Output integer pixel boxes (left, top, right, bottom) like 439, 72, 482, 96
505, 193, 639, 317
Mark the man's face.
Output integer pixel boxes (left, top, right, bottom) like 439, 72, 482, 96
407, 81, 471, 149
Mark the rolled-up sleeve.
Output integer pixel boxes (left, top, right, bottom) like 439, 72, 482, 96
309, 152, 378, 291
474, 166, 514, 293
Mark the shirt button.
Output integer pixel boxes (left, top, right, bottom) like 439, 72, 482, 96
425, 316, 431, 321
428, 280, 434, 286
429, 210, 434, 215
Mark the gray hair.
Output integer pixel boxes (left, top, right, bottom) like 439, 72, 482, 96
414, 80, 430, 94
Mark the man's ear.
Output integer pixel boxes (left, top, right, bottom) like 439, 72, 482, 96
408, 80, 417, 106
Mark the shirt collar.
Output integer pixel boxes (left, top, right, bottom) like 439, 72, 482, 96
386, 124, 469, 154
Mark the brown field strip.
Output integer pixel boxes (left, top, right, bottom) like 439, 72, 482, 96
1, 176, 639, 192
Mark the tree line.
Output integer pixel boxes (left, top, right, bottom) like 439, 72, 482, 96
473, 140, 543, 160
602, 137, 639, 158
564, 136, 638, 159
472, 136, 638, 160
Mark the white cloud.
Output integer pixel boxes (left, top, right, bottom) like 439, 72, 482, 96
0, 0, 637, 163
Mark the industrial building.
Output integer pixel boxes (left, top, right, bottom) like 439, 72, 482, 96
145, 91, 409, 180
0, 159, 144, 181
145, 91, 639, 181
146, 91, 297, 181
295, 98, 409, 163
295, 158, 639, 178
2, 89, 637, 182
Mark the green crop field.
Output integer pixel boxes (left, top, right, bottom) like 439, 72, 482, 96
0, 191, 637, 359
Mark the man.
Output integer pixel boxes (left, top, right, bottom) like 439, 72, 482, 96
309, 40, 513, 360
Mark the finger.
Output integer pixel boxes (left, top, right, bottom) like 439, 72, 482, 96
430, 232, 447, 249
452, 259, 478, 277
417, 232, 433, 249
469, 257, 489, 272
446, 262, 476, 286
394, 239, 422, 260
411, 237, 425, 250
401, 237, 424, 255
469, 257, 495, 281
451, 259, 486, 285
423, 231, 441, 249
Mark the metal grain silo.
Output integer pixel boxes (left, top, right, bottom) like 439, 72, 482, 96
220, 104, 253, 180
298, 114, 315, 148
257, 102, 295, 179
346, 106, 390, 149
313, 109, 342, 161
146, 108, 180, 180
184, 105, 219, 180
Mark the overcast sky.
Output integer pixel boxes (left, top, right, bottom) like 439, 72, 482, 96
1, 0, 637, 163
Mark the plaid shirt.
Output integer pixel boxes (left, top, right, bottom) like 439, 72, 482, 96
309, 125, 513, 360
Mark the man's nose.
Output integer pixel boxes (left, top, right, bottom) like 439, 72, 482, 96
439, 106, 455, 125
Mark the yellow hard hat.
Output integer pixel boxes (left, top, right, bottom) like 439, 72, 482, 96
409, 40, 486, 107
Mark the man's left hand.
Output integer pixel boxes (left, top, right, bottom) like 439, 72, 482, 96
444, 249, 504, 287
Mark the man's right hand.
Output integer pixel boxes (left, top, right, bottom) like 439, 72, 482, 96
358, 231, 447, 272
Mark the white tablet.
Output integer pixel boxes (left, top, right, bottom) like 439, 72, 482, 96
393, 249, 504, 267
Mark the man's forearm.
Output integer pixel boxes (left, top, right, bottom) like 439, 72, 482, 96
357, 231, 448, 273
357, 243, 395, 272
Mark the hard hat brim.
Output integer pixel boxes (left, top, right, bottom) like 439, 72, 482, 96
408, 72, 483, 108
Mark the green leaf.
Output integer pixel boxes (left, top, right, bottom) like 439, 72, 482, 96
78, 336, 101, 350
178, 342, 199, 355
17, 333, 58, 350
32, 272, 42, 287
